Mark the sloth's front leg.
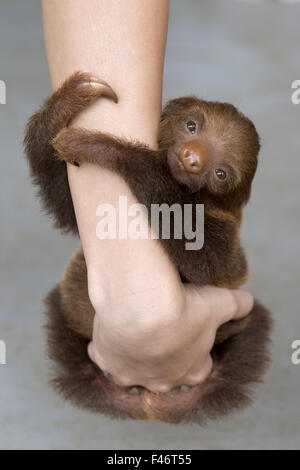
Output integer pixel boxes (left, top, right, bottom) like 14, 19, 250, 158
52, 126, 163, 202
52, 127, 154, 169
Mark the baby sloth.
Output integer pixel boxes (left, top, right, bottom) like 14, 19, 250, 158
24, 72, 272, 424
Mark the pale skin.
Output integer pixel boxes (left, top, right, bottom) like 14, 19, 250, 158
42, 0, 254, 393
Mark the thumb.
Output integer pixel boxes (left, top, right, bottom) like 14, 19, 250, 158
194, 285, 254, 328
229, 288, 254, 321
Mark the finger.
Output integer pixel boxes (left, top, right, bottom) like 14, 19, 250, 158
145, 355, 213, 393
87, 341, 95, 363
87, 341, 108, 371
213, 287, 254, 327
144, 382, 173, 394
191, 285, 253, 328
183, 355, 213, 387
110, 375, 136, 388
230, 288, 254, 320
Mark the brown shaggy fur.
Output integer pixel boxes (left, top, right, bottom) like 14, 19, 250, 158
24, 72, 272, 424
46, 279, 272, 424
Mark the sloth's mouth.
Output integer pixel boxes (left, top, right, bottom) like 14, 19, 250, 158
176, 155, 184, 170
167, 151, 203, 194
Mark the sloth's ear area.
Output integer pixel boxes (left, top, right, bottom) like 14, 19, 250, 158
161, 96, 199, 120
158, 96, 201, 149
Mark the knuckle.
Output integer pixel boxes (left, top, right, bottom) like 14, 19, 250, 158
186, 373, 206, 386
186, 359, 213, 386
136, 311, 172, 336
87, 269, 107, 311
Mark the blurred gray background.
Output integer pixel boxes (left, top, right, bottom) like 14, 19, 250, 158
0, 0, 299, 450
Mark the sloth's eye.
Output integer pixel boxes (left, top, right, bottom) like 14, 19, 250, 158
186, 121, 197, 134
215, 168, 227, 180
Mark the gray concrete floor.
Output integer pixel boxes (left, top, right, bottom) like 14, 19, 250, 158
0, 0, 299, 450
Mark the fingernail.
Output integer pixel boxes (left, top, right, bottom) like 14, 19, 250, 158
102, 370, 112, 379
128, 386, 141, 395
179, 385, 192, 393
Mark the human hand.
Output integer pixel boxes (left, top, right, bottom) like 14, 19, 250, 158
88, 280, 254, 393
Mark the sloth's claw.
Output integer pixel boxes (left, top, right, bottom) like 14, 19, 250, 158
77, 75, 118, 103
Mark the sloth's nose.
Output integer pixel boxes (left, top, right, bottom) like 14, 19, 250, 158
179, 144, 205, 174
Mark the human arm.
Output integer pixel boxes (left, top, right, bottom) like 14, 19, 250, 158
42, 0, 253, 392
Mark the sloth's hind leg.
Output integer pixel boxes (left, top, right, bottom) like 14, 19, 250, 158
24, 71, 118, 159
24, 72, 118, 233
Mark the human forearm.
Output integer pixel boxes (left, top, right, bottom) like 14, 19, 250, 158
42, 0, 169, 145
42, 0, 174, 304
41, 0, 254, 393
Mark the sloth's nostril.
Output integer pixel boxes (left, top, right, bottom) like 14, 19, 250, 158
178, 146, 203, 174
182, 152, 201, 173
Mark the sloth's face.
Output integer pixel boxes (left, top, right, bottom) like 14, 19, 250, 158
159, 98, 260, 197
